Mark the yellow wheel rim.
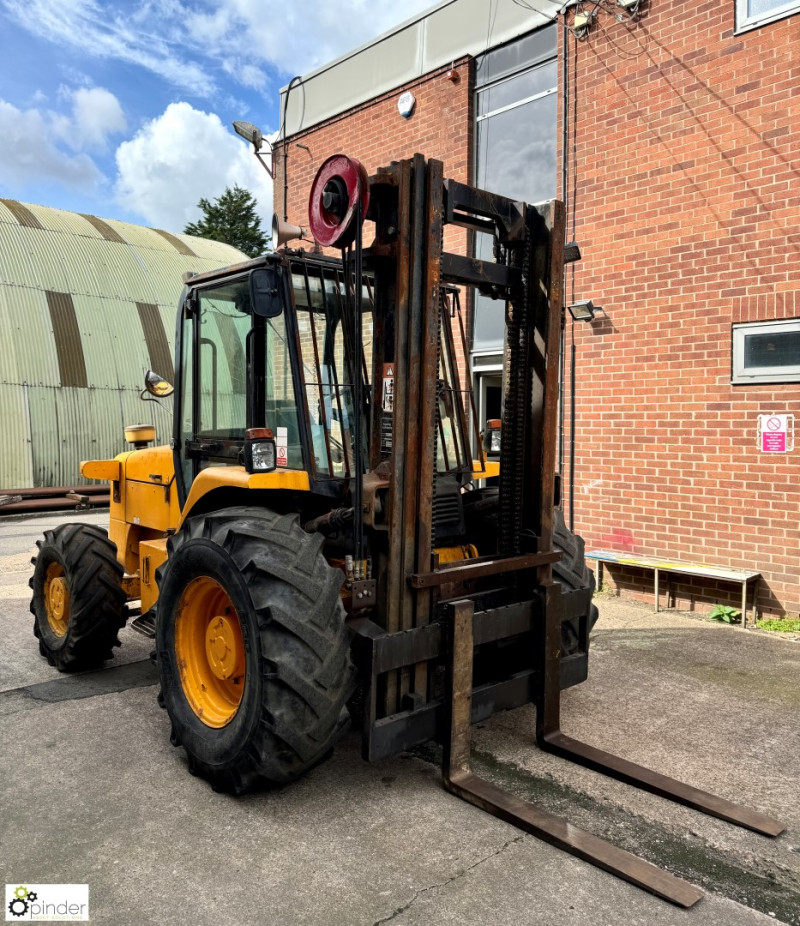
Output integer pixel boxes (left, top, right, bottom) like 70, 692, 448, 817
44, 562, 70, 637
175, 576, 245, 728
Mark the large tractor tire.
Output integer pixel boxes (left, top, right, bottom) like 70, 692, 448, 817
155, 508, 355, 794
552, 507, 599, 655
462, 489, 598, 655
30, 523, 126, 672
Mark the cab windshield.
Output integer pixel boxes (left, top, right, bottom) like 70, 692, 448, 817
291, 264, 373, 478
179, 273, 301, 484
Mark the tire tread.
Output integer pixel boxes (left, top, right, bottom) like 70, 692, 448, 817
30, 523, 126, 672
157, 508, 354, 792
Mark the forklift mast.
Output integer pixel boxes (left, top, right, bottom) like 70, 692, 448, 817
340, 155, 567, 757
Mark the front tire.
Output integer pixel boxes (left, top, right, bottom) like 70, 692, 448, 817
29, 523, 126, 672
156, 508, 355, 794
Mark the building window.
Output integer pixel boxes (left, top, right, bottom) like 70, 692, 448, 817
736, 0, 800, 31
731, 319, 800, 384
472, 25, 558, 354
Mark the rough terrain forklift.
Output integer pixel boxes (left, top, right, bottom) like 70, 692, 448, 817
30, 154, 783, 906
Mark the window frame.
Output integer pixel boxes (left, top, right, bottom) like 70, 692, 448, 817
735, 0, 800, 33
472, 28, 558, 356
731, 318, 800, 385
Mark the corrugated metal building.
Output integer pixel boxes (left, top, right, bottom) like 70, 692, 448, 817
0, 199, 247, 489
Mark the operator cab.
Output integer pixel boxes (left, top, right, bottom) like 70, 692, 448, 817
173, 255, 361, 505
173, 253, 472, 534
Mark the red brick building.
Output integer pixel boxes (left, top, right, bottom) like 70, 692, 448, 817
274, 0, 800, 618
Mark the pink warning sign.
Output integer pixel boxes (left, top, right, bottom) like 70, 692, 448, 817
762, 431, 786, 453
758, 414, 792, 453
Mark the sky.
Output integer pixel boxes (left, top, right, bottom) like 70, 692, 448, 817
0, 0, 438, 233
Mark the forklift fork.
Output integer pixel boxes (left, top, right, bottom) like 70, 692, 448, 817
442, 595, 785, 908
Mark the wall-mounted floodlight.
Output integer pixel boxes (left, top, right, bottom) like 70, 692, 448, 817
564, 241, 582, 264
233, 120, 263, 150
233, 120, 273, 178
568, 299, 600, 322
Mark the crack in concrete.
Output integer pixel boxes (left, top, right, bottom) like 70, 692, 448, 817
372, 834, 524, 925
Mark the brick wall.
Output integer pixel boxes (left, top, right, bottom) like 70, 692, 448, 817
275, 58, 472, 244
275, 58, 474, 388
278, 2, 800, 617
565, 1, 800, 616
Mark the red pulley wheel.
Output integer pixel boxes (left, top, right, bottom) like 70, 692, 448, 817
308, 154, 370, 248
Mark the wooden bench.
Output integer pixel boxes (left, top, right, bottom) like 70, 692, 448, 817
586, 550, 761, 629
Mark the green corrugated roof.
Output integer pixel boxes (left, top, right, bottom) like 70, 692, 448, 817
0, 199, 250, 489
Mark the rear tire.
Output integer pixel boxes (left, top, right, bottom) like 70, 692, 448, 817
552, 508, 599, 655
462, 490, 598, 655
156, 508, 355, 793
29, 523, 126, 672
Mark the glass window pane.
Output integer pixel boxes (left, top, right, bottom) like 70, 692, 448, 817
474, 93, 557, 352
748, 0, 795, 16
292, 268, 373, 476
477, 93, 557, 203
179, 314, 193, 489
197, 284, 250, 439
477, 61, 556, 117
265, 313, 303, 469
744, 331, 800, 368
191, 276, 302, 467
737, 0, 800, 27
475, 24, 557, 88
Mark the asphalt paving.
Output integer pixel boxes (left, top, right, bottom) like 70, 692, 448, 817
1, 511, 798, 925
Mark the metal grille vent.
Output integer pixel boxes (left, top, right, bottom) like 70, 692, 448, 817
433, 489, 464, 542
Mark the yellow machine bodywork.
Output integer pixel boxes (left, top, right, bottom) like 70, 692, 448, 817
80, 440, 312, 614
81, 435, 482, 616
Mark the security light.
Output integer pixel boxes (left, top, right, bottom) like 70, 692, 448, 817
233, 120, 274, 179
233, 120, 264, 151
567, 300, 598, 322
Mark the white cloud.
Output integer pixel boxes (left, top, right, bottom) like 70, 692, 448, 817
115, 102, 273, 232
70, 88, 127, 148
50, 87, 127, 151
0, 98, 105, 194
3, 0, 216, 96
4, 0, 440, 99
211, 0, 439, 76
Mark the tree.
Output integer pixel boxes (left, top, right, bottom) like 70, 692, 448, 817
184, 185, 267, 258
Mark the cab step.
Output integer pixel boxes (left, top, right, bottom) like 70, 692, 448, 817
130, 610, 156, 638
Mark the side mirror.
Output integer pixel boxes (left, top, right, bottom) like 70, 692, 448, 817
250, 266, 283, 318
144, 370, 174, 398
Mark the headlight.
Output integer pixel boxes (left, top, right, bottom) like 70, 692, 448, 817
244, 428, 277, 473
482, 418, 502, 457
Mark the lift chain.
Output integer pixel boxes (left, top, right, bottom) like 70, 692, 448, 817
431, 288, 444, 548
499, 216, 532, 556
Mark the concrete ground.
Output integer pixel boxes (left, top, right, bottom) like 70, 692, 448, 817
1, 511, 798, 926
